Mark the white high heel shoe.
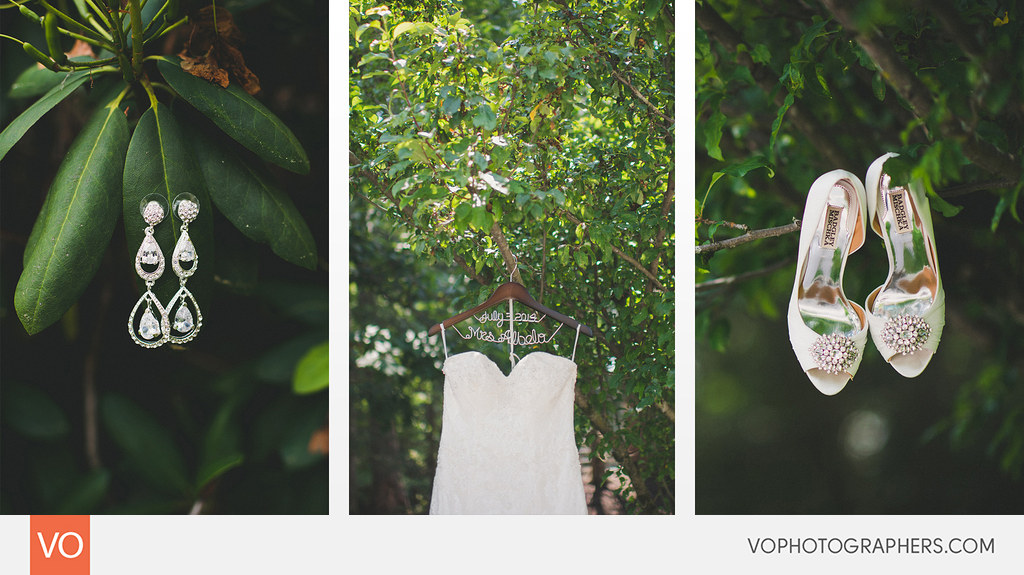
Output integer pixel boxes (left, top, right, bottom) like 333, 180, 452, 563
864, 153, 945, 377
787, 170, 869, 395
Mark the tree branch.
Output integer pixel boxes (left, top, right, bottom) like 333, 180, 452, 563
913, 0, 995, 80
696, 217, 748, 232
819, 0, 1022, 181
566, 16, 671, 137
609, 69, 672, 124
489, 220, 525, 285
939, 178, 1021, 198
83, 265, 113, 471
559, 208, 666, 291
649, 171, 675, 287
696, 258, 794, 292
695, 220, 801, 255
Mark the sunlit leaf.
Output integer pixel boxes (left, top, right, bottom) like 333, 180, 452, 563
293, 341, 329, 394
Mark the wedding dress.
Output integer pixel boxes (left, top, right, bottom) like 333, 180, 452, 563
429, 331, 588, 514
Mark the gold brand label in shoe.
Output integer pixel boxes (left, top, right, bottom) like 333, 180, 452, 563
821, 205, 843, 249
888, 188, 912, 234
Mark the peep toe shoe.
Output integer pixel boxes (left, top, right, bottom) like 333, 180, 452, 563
787, 170, 869, 395
863, 153, 945, 377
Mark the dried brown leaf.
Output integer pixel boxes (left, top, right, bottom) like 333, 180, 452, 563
308, 425, 329, 455
179, 5, 260, 94
67, 39, 96, 59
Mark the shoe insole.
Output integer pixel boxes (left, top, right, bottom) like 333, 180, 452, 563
798, 182, 861, 336
872, 178, 936, 317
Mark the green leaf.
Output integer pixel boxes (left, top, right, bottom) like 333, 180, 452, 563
703, 110, 727, 161
157, 57, 310, 174
101, 394, 190, 494
0, 70, 91, 162
454, 201, 471, 228
387, 159, 412, 177
23, 174, 56, 267
258, 281, 328, 326
254, 332, 327, 384
701, 156, 773, 216
574, 250, 590, 268
699, 172, 725, 216
123, 103, 214, 304
186, 120, 318, 270
872, 71, 886, 101
923, 182, 963, 218
196, 400, 245, 490
468, 205, 492, 230
1, 382, 69, 440
750, 43, 772, 64
473, 104, 498, 131
213, 221, 259, 294
8, 64, 64, 100
393, 21, 434, 39
293, 341, 329, 394
15, 99, 128, 335
882, 155, 914, 187
442, 94, 462, 116
815, 63, 832, 99
769, 92, 795, 155
56, 469, 110, 515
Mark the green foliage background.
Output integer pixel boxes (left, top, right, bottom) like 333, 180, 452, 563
697, 0, 1024, 512
1, 0, 328, 514
350, 0, 675, 514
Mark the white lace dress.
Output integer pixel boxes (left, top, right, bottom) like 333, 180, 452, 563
429, 351, 588, 514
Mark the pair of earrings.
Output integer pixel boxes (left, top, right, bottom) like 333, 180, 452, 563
128, 193, 203, 348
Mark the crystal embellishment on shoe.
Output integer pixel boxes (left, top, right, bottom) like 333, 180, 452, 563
810, 333, 858, 375
880, 314, 931, 355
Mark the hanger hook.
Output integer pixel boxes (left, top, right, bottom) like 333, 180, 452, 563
510, 254, 518, 283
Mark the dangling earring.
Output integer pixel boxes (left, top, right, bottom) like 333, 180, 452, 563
129, 195, 170, 348
167, 193, 202, 344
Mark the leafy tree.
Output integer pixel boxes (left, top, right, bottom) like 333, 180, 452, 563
350, 0, 675, 513
1, 0, 328, 514
697, 0, 1024, 513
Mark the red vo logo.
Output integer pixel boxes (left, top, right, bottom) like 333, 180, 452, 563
31, 515, 90, 575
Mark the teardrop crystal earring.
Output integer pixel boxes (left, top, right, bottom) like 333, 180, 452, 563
129, 195, 170, 348
167, 193, 203, 344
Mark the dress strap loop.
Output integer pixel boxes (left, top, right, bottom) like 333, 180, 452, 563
571, 323, 582, 362
440, 323, 448, 359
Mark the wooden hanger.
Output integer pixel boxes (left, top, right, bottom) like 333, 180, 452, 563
428, 281, 594, 337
